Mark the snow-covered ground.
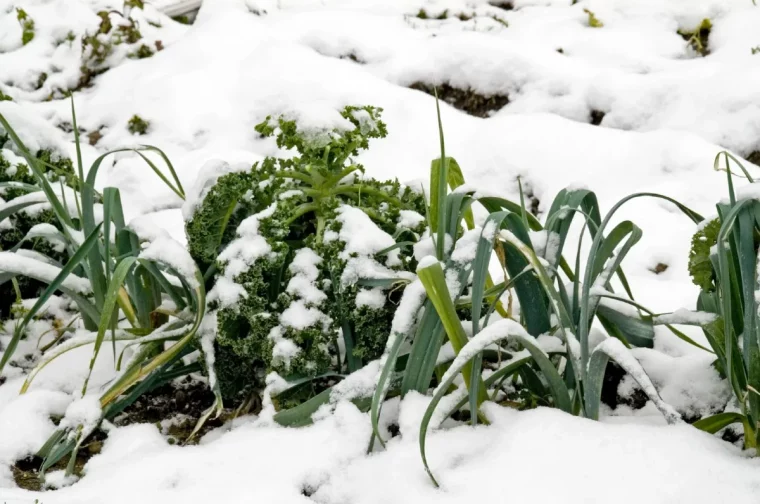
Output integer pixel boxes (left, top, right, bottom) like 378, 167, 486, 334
2, 0, 760, 502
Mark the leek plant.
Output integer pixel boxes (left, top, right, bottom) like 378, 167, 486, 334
690, 152, 760, 452
0, 99, 219, 478
372, 98, 715, 486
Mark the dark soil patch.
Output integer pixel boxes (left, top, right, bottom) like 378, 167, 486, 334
589, 110, 605, 126
12, 431, 106, 491
113, 377, 237, 442
12, 458, 44, 492
409, 82, 509, 118
527, 193, 539, 216
489, 1, 514, 10
387, 423, 400, 438
650, 262, 668, 275
678, 19, 711, 57
746, 151, 760, 165
301, 484, 318, 497
339, 52, 364, 64
87, 129, 103, 146
600, 361, 649, 410
517, 178, 541, 216
722, 426, 743, 444
12, 379, 241, 491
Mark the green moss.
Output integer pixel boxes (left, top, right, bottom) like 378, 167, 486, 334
172, 15, 191, 25
127, 115, 150, 135
752, 46, 760, 55
0, 89, 12, 102
16, 8, 35, 46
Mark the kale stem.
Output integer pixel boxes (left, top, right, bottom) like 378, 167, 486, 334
285, 203, 319, 226
316, 213, 326, 244
327, 165, 363, 187
274, 170, 313, 184
331, 185, 402, 206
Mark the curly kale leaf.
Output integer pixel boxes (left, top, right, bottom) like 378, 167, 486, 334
688, 218, 720, 292
254, 105, 387, 175
186, 170, 256, 271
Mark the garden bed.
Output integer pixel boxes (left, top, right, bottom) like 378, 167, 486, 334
2, 0, 760, 503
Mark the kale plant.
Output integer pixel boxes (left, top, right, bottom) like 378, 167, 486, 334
186, 106, 427, 403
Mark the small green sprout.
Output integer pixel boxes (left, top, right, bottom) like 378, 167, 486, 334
583, 8, 604, 28
16, 8, 35, 46
127, 115, 150, 135
678, 18, 712, 56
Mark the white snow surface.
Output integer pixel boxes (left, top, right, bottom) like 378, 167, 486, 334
0, 251, 91, 293
1, 0, 760, 500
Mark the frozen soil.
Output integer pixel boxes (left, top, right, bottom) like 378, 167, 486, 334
10, 377, 237, 491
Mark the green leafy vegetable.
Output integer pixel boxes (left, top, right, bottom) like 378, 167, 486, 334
688, 218, 720, 292
187, 106, 426, 403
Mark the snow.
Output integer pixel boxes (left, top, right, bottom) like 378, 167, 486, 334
3, 400, 760, 503
653, 308, 718, 326
388, 279, 427, 341
1, 0, 760, 500
279, 300, 329, 331
0, 251, 91, 293
437, 318, 531, 389
416, 255, 440, 271
593, 337, 682, 425
182, 159, 254, 221
330, 205, 410, 281
267, 325, 301, 369
355, 288, 386, 310
397, 209, 426, 230
285, 248, 326, 305
138, 234, 199, 289
216, 203, 276, 278
449, 227, 481, 264
622, 348, 731, 420
198, 313, 219, 390
0, 390, 70, 467
206, 276, 247, 308
59, 396, 102, 438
